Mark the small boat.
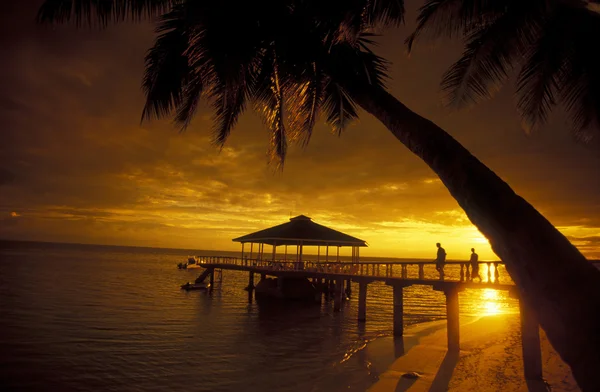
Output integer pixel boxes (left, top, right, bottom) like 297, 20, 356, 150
181, 282, 211, 291
177, 256, 203, 269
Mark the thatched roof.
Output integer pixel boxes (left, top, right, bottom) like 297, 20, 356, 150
232, 215, 367, 247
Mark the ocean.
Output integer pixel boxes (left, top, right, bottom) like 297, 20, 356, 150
0, 241, 518, 391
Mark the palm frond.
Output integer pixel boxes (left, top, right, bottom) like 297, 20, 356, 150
362, 0, 405, 27
516, 9, 570, 132
562, 77, 600, 142
141, 11, 192, 122
441, 7, 541, 108
172, 72, 204, 131
322, 80, 359, 135
558, 6, 600, 142
286, 64, 323, 147
406, 0, 547, 52
406, 0, 479, 52
210, 79, 249, 147
265, 64, 287, 168
37, 0, 175, 26
251, 50, 288, 168
357, 36, 389, 87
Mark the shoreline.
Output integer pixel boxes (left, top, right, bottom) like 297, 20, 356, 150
365, 313, 578, 391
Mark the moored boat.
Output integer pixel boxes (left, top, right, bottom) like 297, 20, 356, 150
180, 281, 211, 291
177, 256, 202, 269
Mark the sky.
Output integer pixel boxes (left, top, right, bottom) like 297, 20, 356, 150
1, 1, 599, 260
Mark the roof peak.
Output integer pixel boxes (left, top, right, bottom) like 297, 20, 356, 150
290, 214, 312, 221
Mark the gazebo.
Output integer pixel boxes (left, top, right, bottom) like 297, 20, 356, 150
232, 215, 367, 265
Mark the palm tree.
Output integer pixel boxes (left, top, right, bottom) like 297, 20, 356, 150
37, 0, 600, 389
406, 0, 600, 387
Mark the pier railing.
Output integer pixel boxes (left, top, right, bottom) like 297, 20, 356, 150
191, 256, 507, 283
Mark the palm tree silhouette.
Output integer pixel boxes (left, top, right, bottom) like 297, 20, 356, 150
37, 1, 600, 388
409, 1, 600, 388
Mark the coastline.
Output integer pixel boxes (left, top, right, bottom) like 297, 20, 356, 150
366, 313, 578, 391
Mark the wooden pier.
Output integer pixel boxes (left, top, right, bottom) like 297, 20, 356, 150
190, 256, 541, 362
184, 215, 560, 381
187, 256, 547, 380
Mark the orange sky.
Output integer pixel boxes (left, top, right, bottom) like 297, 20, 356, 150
1, 1, 599, 260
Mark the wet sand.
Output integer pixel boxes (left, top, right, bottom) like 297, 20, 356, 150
367, 314, 578, 391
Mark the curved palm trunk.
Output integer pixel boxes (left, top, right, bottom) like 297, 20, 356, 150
350, 85, 600, 390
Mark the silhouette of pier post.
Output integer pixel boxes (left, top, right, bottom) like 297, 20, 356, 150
246, 271, 255, 302
510, 289, 542, 380
248, 272, 255, 291
345, 279, 352, 298
434, 282, 464, 351
333, 279, 343, 311
357, 281, 368, 322
392, 284, 405, 336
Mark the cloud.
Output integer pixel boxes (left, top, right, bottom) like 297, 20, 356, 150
566, 235, 600, 259
0, 1, 599, 260
0, 168, 15, 186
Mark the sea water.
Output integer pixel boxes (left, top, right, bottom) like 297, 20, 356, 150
0, 241, 517, 391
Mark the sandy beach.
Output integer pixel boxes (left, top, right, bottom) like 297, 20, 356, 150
368, 314, 578, 392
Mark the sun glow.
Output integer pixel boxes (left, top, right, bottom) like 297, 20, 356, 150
480, 289, 502, 316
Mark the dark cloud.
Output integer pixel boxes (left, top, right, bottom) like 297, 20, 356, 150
0, 168, 16, 186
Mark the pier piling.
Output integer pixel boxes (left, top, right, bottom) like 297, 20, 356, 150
358, 282, 367, 322
248, 272, 255, 290
445, 287, 460, 352
520, 298, 543, 380
345, 279, 352, 298
392, 285, 404, 336
508, 289, 543, 380
333, 279, 343, 311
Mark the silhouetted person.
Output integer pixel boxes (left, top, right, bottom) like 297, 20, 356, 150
435, 243, 446, 279
470, 248, 481, 282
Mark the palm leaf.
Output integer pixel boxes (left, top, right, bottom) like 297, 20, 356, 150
516, 8, 570, 132
173, 72, 204, 131
251, 51, 288, 168
407, 0, 491, 52
559, 6, 600, 142
441, 6, 541, 108
362, 0, 405, 27
37, 0, 174, 26
286, 63, 323, 147
141, 9, 192, 121
406, 0, 548, 52
266, 64, 287, 168
210, 78, 249, 147
322, 80, 359, 136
